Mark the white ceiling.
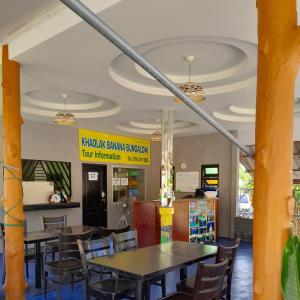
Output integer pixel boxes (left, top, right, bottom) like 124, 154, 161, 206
0, 0, 300, 144
0, 0, 58, 40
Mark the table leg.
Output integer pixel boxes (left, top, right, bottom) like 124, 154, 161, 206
35, 241, 42, 289
180, 266, 187, 281
136, 279, 144, 300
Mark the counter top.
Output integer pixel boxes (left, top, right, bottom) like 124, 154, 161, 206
174, 197, 219, 202
24, 202, 80, 211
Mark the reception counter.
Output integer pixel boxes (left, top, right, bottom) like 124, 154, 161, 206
133, 198, 218, 247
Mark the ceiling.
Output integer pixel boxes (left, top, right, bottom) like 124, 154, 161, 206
1, 0, 300, 145
0, 0, 58, 39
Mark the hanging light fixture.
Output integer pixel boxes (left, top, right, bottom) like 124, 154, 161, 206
175, 55, 206, 104
53, 93, 77, 126
150, 131, 162, 142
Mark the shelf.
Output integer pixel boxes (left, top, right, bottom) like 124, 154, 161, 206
24, 202, 80, 211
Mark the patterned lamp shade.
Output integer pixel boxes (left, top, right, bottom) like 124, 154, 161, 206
150, 131, 162, 142
53, 112, 77, 126
175, 81, 206, 104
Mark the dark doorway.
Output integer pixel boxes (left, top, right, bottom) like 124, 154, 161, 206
82, 164, 107, 227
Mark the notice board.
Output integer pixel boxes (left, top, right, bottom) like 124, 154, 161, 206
176, 171, 200, 192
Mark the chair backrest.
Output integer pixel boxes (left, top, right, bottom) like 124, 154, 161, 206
111, 229, 138, 252
58, 229, 94, 264
193, 257, 228, 300
77, 237, 112, 281
0, 223, 5, 238
0, 223, 5, 250
98, 225, 131, 237
216, 239, 240, 282
42, 215, 67, 230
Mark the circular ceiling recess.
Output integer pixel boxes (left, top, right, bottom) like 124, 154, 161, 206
117, 119, 198, 135
109, 36, 257, 96
213, 110, 255, 123
229, 105, 256, 115
213, 99, 300, 123
22, 90, 121, 119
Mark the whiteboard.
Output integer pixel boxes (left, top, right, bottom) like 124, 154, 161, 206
176, 172, 200, 192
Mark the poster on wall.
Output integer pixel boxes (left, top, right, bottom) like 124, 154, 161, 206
176, 171, 200, 192
78, 129, 150, 165
112, 178, 121, 186
121, 178, 129, 185
88, 172, 98, 181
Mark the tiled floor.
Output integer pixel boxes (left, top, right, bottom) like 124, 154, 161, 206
0, 239, 253, 300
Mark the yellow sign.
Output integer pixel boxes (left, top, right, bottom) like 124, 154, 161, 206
79, 129, 150, 165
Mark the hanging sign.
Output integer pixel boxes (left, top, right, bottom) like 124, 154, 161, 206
79, 128, 150, 165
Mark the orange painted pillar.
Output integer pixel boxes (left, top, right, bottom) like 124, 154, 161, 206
254, 1, 300, 299
2, 45, 25, 299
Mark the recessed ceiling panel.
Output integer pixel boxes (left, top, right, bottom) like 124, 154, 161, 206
109, 36, 257, 96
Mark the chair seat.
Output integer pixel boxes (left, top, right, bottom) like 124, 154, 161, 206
90, 278, 136, 295
177, 275, 228, 296
45, 258, 82, 273
161, 292, 193, 300
46, 240, 59, 249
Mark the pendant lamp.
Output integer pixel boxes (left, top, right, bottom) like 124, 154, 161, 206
175, 55, 206, 104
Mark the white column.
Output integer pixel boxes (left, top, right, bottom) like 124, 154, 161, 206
160, 108, 174, 207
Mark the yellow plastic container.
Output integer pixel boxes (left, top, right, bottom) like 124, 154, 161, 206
159, 207, 174, 226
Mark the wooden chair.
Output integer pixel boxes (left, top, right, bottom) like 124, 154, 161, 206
97, 225, 131, 238
177, 240, 240, 300
77, 237, 136, 300
162, 258, 229, 300
111, 229, 167, 300
41, 215, 67, 261
111, 229, 138, 252
218, 239, 240, 300
0, 221, 36, 282
43, 228, 93, 300
87, 225, 131, 281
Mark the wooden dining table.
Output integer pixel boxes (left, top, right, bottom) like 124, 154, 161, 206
24, 225, 97, 290
88, 241, 218, 300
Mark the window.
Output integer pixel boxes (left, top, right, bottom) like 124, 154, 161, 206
238, 164, 253, 218
22, 159, 71, 199
201, 164, 219, 190
112, 167, 145, 202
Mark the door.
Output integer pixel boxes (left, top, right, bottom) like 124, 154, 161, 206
82, 164, 107, 227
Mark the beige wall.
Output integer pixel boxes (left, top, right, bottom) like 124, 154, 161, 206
0, 120, 82, 231
0, 120, 238, 238
148, 133, 239, 238
0, 120, 150, 232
